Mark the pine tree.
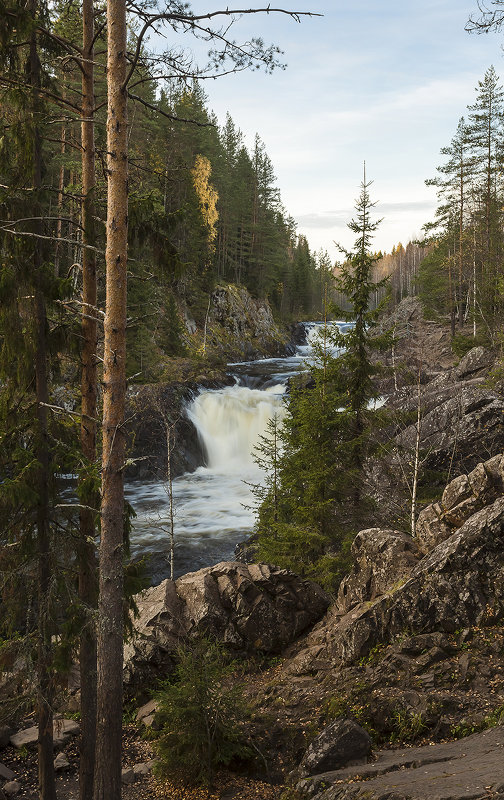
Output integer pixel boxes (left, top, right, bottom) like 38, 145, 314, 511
425, 117, 475, 331
94, 0, 128, 795
79, 2, 99, 796
466, 66, 504, 331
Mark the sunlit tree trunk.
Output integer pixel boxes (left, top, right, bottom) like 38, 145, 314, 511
94, 0, 128, 794
79, 0, 98, 796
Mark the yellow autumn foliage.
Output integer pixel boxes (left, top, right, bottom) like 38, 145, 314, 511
191, 154, 219, 246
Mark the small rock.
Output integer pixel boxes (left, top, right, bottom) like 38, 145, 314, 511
441, 474, 472, 512
458, 652, 471, 681
299, 718, 372, 777
136, 699, 158, 724
0, 763, 15, 781
0, 727, 13, 750
53, 719, 80, 749
133, 761, 154, 779
10, 728, 37, 750
54, 752, 70, 772
3, 783, 21, 798
415, 504, 453, 551
416, 671, 435, 690
336, 529, 420, 613
121, 768, 135, 785
444, 495, 481, 527
10, 719, 80, 750
414, 646, 449, 672
399, 632, 453, 657
453, 346, 493, 380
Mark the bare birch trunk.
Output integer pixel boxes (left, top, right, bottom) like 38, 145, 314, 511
79, 1, 98, 796
166, 422, 175, 580
411, 368, 422, 537
202, 295, 211, 355
391, 324, 398, 392
94, 0, 128, 795
473, 229, 477, 339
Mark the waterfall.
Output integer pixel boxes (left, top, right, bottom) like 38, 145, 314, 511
187, 384, 286, 472
126, 383, 286, 583
127, 319, 352, 583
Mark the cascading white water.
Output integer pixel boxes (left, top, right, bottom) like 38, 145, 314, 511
126, 383, 286, 582
298, 320, 348, 360
187, 384, 286, 472
126, 320, 351, 583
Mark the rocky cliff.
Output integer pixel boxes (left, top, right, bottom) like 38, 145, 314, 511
123, 561, 330, 697
368, 299, 504, 523
116, 447, 504, 798
241, 453, 504, 797
203, 284, 288, 361
124, 378, 230, 481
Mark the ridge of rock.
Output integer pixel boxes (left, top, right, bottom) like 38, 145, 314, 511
123, 561, 330, 693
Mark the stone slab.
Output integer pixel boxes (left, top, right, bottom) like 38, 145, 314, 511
298, 726, 504, 800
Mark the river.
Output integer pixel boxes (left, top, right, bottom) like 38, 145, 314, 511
126, 322, 351, 584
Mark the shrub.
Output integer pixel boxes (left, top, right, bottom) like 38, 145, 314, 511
153, 637, 252, 787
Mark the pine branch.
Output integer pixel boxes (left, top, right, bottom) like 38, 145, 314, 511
0, 76, 82, 112
0, 226, 103, 253
123, 7, 322, 90
39, 403, 99, 423
127, 93, 215, 126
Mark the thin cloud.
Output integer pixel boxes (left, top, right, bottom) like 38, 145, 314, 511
377, 201, 435, 214
295, 212, 350, 230
296, 201, 435, 231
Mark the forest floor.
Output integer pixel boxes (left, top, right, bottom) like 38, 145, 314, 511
1, 722, 285, 799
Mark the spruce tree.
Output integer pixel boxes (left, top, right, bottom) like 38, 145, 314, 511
331, 169, 390, 508
255, 170, 388, 590
254, 330, 353, 590
0, 3, 80, 795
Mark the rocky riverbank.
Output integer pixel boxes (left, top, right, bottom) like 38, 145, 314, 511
3, 300, 504, 799
124, 287, 304, 482
367, 298, 504, 525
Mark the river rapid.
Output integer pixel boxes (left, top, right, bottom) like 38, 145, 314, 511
126, 322, 350, 584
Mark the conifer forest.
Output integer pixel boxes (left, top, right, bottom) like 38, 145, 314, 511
3, 2, 504, 800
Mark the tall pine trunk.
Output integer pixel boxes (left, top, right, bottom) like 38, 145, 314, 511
79, 1, 98, 797
94, 0, 128, 794
29, 7, 56, 798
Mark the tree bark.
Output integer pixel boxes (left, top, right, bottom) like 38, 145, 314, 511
29, 7, 57, 798
79, 1, 98, 797
54, 118, 65, 278
94, 0, 128, 795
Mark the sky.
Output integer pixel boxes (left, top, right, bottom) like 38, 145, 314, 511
170, 1, 504, 258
